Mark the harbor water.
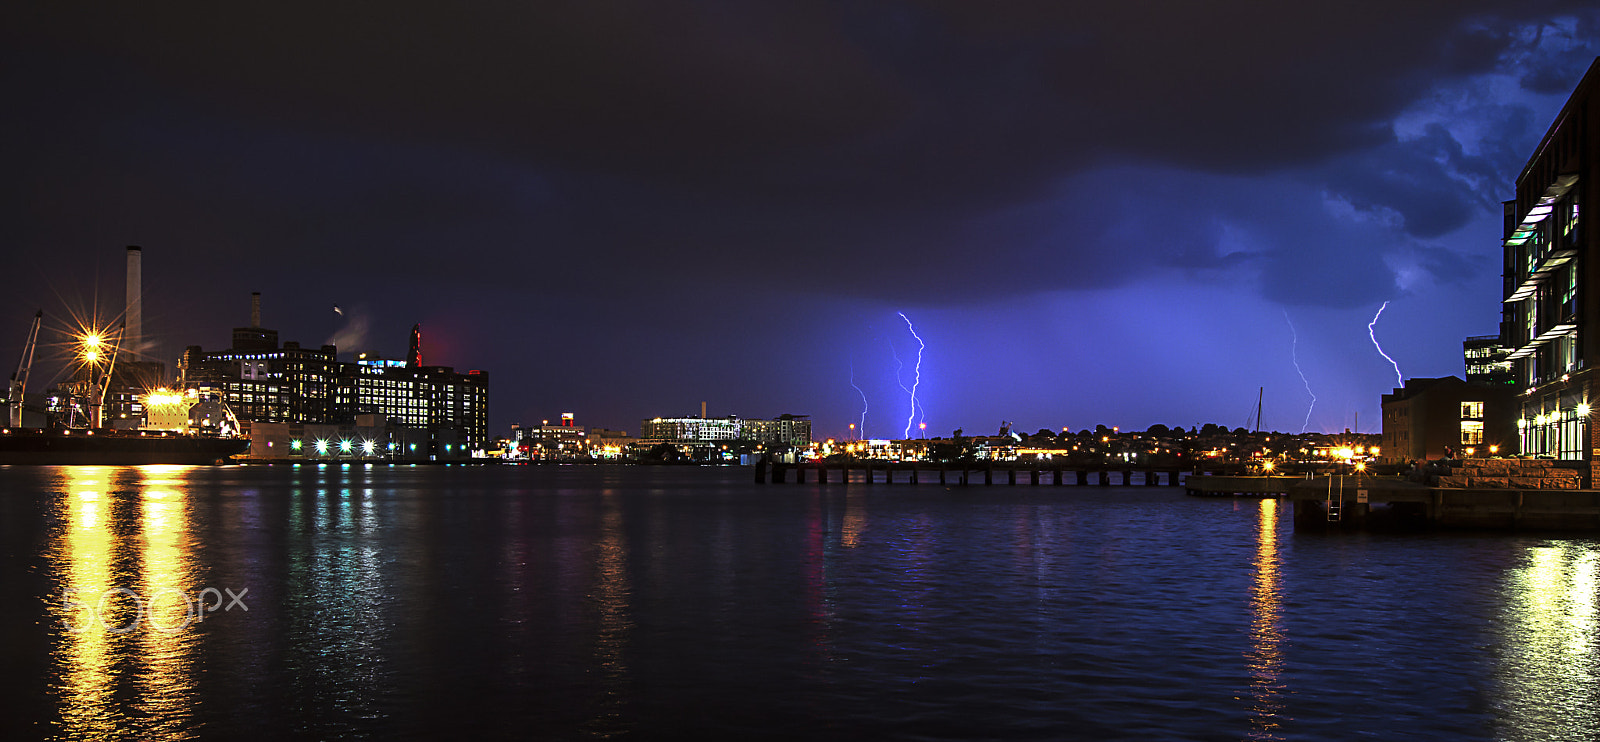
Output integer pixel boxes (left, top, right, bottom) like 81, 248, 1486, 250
2, 464, 1598, 740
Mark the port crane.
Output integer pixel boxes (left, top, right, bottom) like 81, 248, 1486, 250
7, 310, 41, 428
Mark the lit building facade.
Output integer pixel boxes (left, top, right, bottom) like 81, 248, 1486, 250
639, 415, 812, 448
180, 341, 338, 424
1380, 377, 1515, 462
639, 416, 742, 444
1500, 58, 1599, 463
1463, 334, 1514, 388
520, 414, 589, 459
736, 414, 813, 447
337, 357, 490, 451
180, 295, 489, 455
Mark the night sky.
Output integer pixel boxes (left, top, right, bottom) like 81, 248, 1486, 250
5, 3, 1600, 440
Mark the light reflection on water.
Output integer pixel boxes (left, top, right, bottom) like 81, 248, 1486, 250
57, 467, 119, 739
9, 465, 1600, 739
133, 466, 199, 740
1495, 542, 1600, 740
1246, 498, 1285, 741
585, 494, 633, 738
52, 466, 203, 740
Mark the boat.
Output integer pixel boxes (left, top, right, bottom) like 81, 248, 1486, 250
0, 427, 248, 465
2, 310, 249, 465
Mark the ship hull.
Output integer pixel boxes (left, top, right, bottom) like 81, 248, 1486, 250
0, 429, 249, 465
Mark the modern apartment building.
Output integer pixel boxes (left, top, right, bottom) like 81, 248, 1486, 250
1501, 58, 1599, 463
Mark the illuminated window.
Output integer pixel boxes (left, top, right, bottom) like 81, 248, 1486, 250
1461, 421, 1484, 445
1460, 401, 1484, 420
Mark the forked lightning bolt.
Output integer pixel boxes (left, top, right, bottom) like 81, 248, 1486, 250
898, 312, 925, 439
1284, 311, 1317, 434
849, 358, 868, 439
1368, 301, 1403, 387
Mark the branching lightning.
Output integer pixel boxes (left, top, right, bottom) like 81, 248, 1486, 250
888, 339, 922, 424
898, 312, 925, 439
1368, 301, 1403, 387
849, 357, 868, 439
1284, 311, 1317, 434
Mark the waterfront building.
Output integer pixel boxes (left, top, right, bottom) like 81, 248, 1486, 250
521, 414, 589, 459
587, 427, 635, 458
1380, 377, 1516, 462
639, 416, 742, 444
736, 414, 813, 447
639, 414, 812, 448
1499, 57, 1599, 467
1463, 334, 1515, 388
337, 354, 490, 451
181, 294, 489, 457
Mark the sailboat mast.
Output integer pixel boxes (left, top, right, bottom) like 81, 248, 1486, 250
1256, 387, 1263, 434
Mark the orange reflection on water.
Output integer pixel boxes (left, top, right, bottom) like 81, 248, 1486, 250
51, 465, 203, 740
841, 491, 865, 548
1244, 498, 1286, 741
133, 465, 200, 738
57, 467, 120, 738
585, 497, 634, 738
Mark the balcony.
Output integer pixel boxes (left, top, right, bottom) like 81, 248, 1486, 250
1506, 321, 1578, 360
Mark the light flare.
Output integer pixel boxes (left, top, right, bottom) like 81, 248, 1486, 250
1368, 301, 1404, 387
1283, 311, 1317, 434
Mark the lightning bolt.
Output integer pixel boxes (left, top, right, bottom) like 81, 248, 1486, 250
1368, 301, 1403, 387
1284, 310, 1317, 434
849, 357, 868, 439
898, 312, 925, 439
888, 339, 922, 423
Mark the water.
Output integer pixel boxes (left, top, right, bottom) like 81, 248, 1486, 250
2, 464, 1598, 740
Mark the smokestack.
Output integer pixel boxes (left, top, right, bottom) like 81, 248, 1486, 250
701, 401, 707, 419
250, 292, 261, 328
125, 246, 142, 354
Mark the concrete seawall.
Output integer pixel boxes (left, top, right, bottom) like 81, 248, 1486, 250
1287, 477, 1600, 531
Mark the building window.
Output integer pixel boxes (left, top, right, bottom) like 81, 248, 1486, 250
1460, 401, 1484, 420
1460, 421, 1484, 445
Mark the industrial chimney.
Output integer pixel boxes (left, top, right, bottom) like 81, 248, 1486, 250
701, 401, 707, 420
125, 246, 142, 354
250, 292, 261, 328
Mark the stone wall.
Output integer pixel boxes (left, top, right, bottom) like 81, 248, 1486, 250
1435, 458, 1586, 490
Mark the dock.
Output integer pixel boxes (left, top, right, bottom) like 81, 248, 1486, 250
1182, 475, 1300, 497
1287, 477, 1600, 531
755, 460, 1187, 486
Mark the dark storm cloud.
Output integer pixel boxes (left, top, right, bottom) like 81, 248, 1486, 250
5, 0, 1599, 311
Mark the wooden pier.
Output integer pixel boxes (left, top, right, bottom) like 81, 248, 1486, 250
754, 460, 1187, 487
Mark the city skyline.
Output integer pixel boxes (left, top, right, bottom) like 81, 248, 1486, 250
5, 5, 1600, 439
